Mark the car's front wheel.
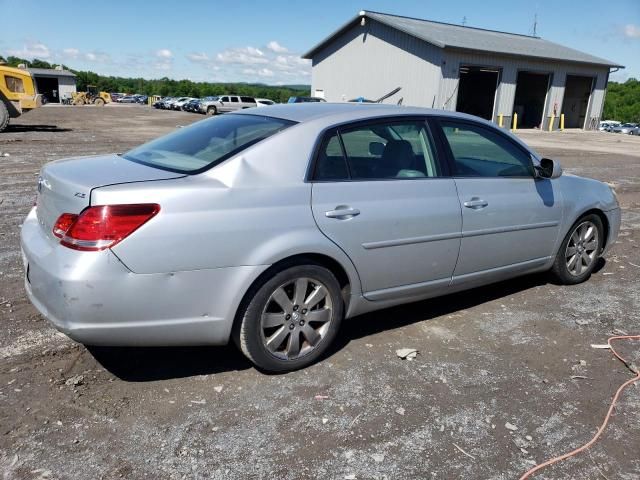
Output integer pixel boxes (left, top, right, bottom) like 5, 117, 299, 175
234, 264, 343, 372
551, 214, 604, 284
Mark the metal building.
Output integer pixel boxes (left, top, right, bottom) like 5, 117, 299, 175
303, 11, 624, 130
28, 67, 77, 104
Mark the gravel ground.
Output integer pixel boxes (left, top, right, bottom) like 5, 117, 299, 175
1, 105, 639, 480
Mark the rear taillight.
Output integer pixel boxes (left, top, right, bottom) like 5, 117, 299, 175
54, 204, 160, 251
53, 213, 78, 238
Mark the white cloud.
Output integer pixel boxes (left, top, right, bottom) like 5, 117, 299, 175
624, 24, 640, 38
8, 41, 51, 59
156, 49, 173, 58
84, 51, 111, 63
216, 46, 268, 65
266, 41, 288, 53
243, 68, 275, 77
187, 52, 209, 62
62, 48, 80, 58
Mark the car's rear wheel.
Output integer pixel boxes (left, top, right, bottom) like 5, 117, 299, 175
234, 264, 343, 372
551, 214, 603, 284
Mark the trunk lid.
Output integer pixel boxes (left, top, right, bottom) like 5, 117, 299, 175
36, 154, 183, 238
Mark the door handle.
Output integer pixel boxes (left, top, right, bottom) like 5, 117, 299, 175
463, 198, 489, 209
325, 206, 360, 219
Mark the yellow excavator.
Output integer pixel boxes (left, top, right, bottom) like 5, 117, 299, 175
0, 64, 43, 132
71, 85, 111, 106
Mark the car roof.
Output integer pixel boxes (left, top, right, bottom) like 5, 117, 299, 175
234, 102, 488, 124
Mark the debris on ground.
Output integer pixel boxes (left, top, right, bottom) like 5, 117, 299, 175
396, 348, 419, 360
505, 422, 518, 431
395, 407, 405, 416
64, 375, 84, 387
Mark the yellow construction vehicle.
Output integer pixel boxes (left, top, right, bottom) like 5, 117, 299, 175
71, 85, 111, 106
0, 64, 43, 132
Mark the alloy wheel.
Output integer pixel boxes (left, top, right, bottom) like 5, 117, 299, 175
565, 221, 599, 276
260, 277, 333, 360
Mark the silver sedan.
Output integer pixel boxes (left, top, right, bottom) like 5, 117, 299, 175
21, 104, 620, 371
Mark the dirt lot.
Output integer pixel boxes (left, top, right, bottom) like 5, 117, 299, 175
1, 105, 639, 479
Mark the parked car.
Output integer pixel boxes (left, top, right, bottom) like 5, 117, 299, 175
256, 98, 276, 106
288, 96, 326, 103
118, 96, 138, 104
182, 98, 202, 113
21, 104, 620, 371
152, 97, 166, 108
611, 123, 639, 135
200, 95, 257, 115
171, 97, 193, 110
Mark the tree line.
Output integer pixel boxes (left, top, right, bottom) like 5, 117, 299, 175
602, 79, 640, 123
0, 55, 310, 103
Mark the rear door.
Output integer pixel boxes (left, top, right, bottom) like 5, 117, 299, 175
433, 118, 563, 284
311, 118, 462, 300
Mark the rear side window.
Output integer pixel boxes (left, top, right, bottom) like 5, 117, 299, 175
241, 96, 256, 104
230, 97, 239, 103
124, 114, 295, 174
314, 120, 439, 181
440, 121, 533, 177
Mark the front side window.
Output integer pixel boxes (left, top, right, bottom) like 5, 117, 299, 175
440, 121, 533, 177
5, 76, 25, 93
123, 114, 295, 174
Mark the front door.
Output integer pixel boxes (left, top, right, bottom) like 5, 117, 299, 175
434, 118, 563, 283
310, 118, 462, 300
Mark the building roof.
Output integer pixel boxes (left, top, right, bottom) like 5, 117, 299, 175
302, 11, 624, 68
27, 68, 76, 78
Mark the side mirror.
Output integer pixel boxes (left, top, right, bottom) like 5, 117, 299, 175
369, 141, 385, 156
536, 158, 563, 179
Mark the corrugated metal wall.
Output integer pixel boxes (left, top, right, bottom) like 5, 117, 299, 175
310, 23, 610, 129
311, 20, 443, 107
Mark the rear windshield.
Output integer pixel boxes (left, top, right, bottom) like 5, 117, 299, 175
123, 114, 295, 174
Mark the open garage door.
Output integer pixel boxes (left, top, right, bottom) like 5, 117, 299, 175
513, 71, 550, 128
34, 77, 60, 103
456, 66, 499, 120
563, 75, 593, 129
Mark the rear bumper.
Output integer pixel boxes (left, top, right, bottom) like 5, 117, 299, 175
603, 207, 621, 256
21, 208, 268, 346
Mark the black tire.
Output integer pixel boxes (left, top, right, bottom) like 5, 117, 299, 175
207, 106, 217, 116
551, 214, 604, 285
94, 98, 105, 106
234, 264, 344, 372
0, 101, 9, 133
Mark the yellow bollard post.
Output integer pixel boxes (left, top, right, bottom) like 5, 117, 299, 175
512, 113, 518, 131
549, 114, 555, 132
560, 114, 565, 131
499, 114, 504, 128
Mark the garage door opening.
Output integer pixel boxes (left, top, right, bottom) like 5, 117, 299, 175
456, 66, 499, 120
34, 77, 60, 103
563, 75, 593, 129
513, 71, 550, 128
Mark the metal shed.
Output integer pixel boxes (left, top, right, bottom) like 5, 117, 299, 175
303, 11, 624, 130
27, 67, 77, 104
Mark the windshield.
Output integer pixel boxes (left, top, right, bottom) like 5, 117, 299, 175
123, 114, 295, 174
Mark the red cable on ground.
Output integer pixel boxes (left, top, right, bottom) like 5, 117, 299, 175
519, 335, 640, 480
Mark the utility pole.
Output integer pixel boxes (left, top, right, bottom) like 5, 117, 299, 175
532, 13, 538, 36
462, 16, 467, 26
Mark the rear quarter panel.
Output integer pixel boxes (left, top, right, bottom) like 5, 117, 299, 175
92, 121, 363, 295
